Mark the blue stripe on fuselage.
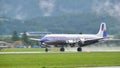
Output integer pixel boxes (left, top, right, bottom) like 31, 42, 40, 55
40, 36, 67, 43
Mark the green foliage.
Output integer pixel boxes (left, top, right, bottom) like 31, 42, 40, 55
0, 52, 120, 68
0, 36, 12, 42
114, 32, 120, 39
0, 13, 120, 35
11, 31, 19, 41
79, 32, 82, 34
21, 32, 29, 45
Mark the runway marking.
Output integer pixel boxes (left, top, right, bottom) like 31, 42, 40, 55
1, 47, 120, 54
0, 52, 46, 54
0, 50, 120, 54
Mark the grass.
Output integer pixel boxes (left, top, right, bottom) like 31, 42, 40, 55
0, 52, 120, 68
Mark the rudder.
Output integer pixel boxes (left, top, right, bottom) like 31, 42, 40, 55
97, 22, 107, 38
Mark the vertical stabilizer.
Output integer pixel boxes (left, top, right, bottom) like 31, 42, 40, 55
97, 23, 107, 38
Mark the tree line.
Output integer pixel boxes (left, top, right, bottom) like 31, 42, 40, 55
11, 30, 38, 47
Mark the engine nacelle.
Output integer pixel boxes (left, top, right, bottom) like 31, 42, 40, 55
78, 38, 86, 46
66, 40, 76, 43
80, 38, 85, 44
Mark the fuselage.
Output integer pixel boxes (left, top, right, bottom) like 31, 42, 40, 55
40, 34, 102, 46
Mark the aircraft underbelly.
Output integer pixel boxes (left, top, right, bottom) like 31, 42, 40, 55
45, 40, 67, 45
44, 39, 99, 47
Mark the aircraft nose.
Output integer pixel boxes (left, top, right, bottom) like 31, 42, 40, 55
40, 37, 49, 43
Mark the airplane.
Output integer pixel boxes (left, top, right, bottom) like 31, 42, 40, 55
30, 22, 107, 52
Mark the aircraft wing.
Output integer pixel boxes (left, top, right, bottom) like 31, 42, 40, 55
29, 38, 40, 41
103, 39, 120, 41
85, 37, 104, 42
81, 38, 104, 46
84, 38, 120, 46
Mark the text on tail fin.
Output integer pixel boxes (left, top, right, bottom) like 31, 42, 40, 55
97, 22, 107, 38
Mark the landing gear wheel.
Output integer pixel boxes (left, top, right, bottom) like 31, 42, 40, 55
60, 47, 65, 52
77, 47, 82, 52
45, 48, 48, 52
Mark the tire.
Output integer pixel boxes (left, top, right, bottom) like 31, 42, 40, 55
77, 47, 82, 52
45, 48, 48, 52
60, 47, 65, 52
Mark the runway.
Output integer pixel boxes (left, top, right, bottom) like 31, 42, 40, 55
0, 47, 120, 54
65, 46, 120, 52
0, 52, 49, 54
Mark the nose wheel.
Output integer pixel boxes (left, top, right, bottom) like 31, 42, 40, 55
45, 45, 49, 52
45, 48, 49, 52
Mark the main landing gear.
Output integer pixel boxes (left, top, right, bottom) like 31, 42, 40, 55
59, 47, 82, 52
60, 47, 65, 52
44, 45, 82, 52
77, 47, 82, 52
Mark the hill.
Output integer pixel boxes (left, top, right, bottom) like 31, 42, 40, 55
0, 0, 120, 35
0, 13, 120, 35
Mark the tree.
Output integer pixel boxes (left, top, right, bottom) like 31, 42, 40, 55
11, 31, 19, 41
114, 32, 120, 39
21, 32, 29, 45
79, 32, 82, 34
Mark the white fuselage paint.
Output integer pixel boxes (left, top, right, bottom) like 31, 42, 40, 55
40, 34, 102, 46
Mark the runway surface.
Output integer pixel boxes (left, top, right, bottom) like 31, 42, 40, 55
1, 47, 120, 68
66, 46, 120, 52
0, 47, 120, 54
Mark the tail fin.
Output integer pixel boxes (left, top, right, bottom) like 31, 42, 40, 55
97, 22, 107, 38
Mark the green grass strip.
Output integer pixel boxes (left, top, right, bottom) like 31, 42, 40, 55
0, 52, 120, 68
